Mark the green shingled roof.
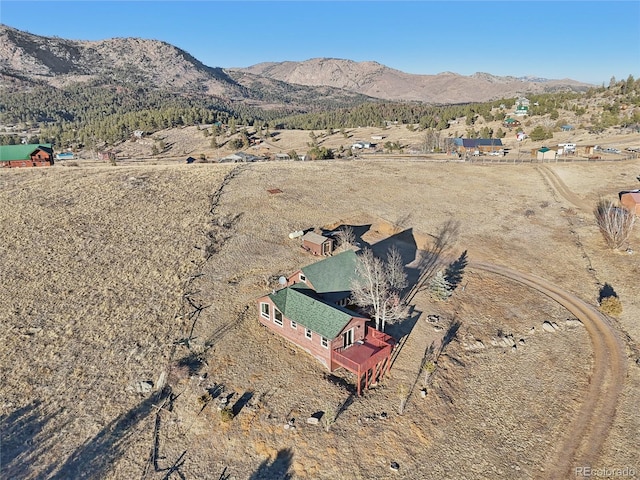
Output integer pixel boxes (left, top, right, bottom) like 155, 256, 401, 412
301, 249, 358, 296
269, 284, 355, 339
0, 144, 53, 162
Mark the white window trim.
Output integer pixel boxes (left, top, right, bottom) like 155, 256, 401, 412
299, 273, 306, 282
305, 328, 312, 340
290, 320, 297, 329
321, 336, 329, 349
274, 309, 283, 327
260, 302, 270, 320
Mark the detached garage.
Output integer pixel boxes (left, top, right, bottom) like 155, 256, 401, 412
619, 190, 640, 216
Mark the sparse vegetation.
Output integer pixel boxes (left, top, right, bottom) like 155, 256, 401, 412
599, 296, 623, 317
594, 199, 636, 249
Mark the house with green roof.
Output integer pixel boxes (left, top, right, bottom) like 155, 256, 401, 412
0, 144, 54, 168
257, 250, 395, 395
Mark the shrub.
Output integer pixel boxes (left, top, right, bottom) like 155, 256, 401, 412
594, 199, 635, 249
220, 406, 234, 422
599, 296, 623, 317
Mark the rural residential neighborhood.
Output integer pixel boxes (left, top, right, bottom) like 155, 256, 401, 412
1, 10, 639, 480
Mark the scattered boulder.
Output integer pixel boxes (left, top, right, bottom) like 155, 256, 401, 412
390, 462, 400, 472
306, 417, 319, 425
511, 345, 517, 353
529, 326, 536, 334
542, 321, 557, 333
427, 314, 440, 324
565, 319, 583, 328
518, 339, 525, 346
463, 339, 485, 351
127, 380, 154, 395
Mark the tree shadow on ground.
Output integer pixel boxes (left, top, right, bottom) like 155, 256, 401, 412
323, 223, 372, 249
232, 391, 254, 416
444, 250, 468, 291
405, 219, 461, 304
249, 448, 293, 480
0, 400, 61, 479
49, 387, 172, 480
598, 283, 618, 302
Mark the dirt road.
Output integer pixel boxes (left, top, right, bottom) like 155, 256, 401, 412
471, 261, 627, 480
536, 165, 592, 211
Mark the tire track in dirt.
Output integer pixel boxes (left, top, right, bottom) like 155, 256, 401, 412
470, 261, 626, 480
537, 165, 591, 211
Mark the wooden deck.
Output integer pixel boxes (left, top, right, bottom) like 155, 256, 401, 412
332, 327, 395, 395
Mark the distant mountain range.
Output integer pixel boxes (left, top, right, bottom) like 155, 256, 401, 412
0, 24, 593, 108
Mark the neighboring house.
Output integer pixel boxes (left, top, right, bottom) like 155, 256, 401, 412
503, 117, 521, 128
561, 125, 574, 132
371, 135, 385, 140
257, 250, 395, 395
351, 141, 372, 150
619, 190, 640, 216
219, 152, 262, 163
0, 144, 54, 168
301, 231, 334, 256
453, 138, 503, 154
514, 98, 530, 116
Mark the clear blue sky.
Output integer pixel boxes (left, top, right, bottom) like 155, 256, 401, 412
1, 1, 638, 85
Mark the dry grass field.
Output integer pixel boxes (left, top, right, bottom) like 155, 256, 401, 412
1, 146, 639, 479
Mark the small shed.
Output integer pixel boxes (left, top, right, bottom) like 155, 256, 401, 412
619, 190, 640, 216
536, 147, 557, 161
302, 231, 334, 256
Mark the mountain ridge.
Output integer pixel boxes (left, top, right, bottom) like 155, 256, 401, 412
1, 24, 593, 106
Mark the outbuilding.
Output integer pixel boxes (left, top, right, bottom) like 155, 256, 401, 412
302, 231, 334, 256
619, 190, 640, 216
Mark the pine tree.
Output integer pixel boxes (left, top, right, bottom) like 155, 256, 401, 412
429, 270, 452, 301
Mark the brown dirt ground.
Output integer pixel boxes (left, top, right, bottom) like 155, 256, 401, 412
1, 144, 639, 479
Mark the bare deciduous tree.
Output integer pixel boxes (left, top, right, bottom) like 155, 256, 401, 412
594, 199, 635, 249
335, 225, 356, 252
351, 247, 408, 331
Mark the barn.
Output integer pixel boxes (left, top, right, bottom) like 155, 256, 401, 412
0, 144, 54, 168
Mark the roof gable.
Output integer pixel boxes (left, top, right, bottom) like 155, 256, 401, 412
302, 231, 331, 245
269, 284, 355, 339
301, 250, 358, 299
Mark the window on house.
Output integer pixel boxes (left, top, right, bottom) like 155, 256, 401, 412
299, 273, 306, 282
290, 320, 297, 329
321, 336, 329, 348
274, 309, 283, 326
260, 302, 270, 319
305, 328, 312, 340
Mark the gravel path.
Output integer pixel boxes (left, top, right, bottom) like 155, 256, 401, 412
471, 261, 627, 480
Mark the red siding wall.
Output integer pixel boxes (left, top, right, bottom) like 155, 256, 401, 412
257, 296, 368, 371
1, 150, 53, 168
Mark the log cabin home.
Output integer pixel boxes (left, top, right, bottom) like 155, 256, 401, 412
0, 144, 54, 168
